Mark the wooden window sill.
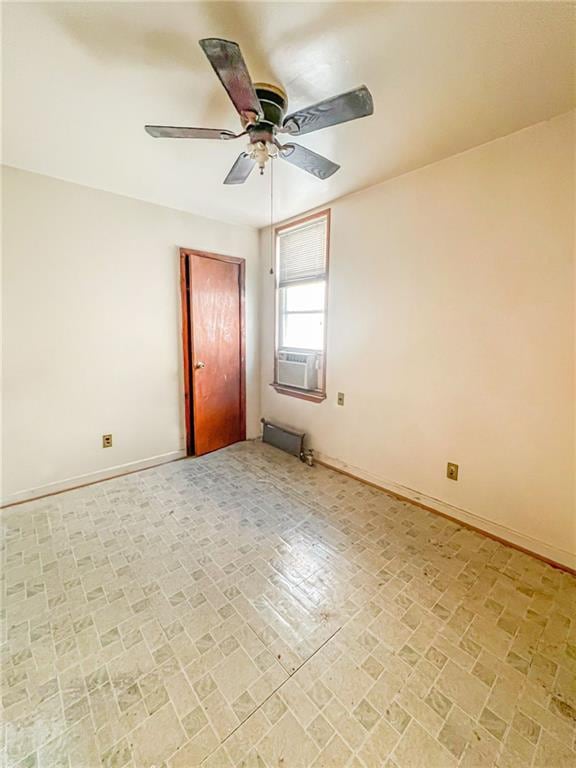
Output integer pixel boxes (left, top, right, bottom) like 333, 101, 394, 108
270, 383, 326, 403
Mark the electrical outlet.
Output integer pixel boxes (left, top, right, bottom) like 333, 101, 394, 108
337, 392, 345, 406
102, 434, 113, 448
447, 462, 459, 481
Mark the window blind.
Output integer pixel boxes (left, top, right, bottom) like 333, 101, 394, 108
277, 217, 327, 287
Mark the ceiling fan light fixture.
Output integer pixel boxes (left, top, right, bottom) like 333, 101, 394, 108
249, 140, 272, 174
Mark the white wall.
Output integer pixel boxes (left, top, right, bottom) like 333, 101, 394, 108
1, 166, 260, 503
260, 111, 575, 569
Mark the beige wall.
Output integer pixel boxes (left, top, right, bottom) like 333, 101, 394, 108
1, 167, 260, 503
260, 111, 575, 569
3, 114, 574, 567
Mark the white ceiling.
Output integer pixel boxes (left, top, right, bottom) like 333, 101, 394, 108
3, 1, 575, 228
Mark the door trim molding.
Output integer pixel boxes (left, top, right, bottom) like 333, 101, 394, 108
179, 249, 246, 456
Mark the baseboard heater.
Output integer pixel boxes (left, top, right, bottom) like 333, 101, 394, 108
261, 418, 305, 460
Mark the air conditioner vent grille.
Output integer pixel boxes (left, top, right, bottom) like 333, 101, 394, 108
276, 351, 318, 390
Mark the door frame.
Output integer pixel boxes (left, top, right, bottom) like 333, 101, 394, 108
179, 248, 246, 456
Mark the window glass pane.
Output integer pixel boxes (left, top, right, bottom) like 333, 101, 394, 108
283, 281, 325, 312
282, 313, 324, 350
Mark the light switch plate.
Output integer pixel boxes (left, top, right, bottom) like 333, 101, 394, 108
337, 392, 345, 406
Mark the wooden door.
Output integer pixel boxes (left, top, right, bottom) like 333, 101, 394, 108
180, 249, 246, 456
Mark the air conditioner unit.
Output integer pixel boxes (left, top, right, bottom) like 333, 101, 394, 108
277, 351, 318, 390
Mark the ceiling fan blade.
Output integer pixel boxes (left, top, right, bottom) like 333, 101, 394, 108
145, 125, 237, 140
199, 38, 261, 118
224, 153, 255, 185
282, 85, 373, 136
279, 143, 340, 180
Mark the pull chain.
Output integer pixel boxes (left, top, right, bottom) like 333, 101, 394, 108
269, 156, 274, 275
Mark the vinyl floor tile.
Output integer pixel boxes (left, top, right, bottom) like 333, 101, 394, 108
2, 440, 575, 767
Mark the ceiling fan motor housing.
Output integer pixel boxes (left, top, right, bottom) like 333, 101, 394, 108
247, 83, 287, 144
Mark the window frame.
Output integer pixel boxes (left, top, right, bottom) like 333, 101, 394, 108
271, 208, 331, 403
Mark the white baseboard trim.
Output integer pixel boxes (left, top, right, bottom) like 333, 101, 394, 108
1, 450, 187, 508
315, 451, 576, 572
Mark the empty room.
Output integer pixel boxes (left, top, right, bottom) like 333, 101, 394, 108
1, 2, 575, 767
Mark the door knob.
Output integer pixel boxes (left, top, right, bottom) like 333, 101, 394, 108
195, 361, 206, 369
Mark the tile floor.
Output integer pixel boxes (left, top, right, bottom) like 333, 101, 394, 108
2, 440, 575, 768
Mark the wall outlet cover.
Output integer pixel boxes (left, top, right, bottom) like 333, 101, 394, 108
447, 462, 459, 480
102, 434, 113, 448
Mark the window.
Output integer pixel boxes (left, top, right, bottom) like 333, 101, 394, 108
273, 210, 330, 401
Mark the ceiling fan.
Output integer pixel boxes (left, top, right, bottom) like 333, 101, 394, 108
145, 38, 374, 184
